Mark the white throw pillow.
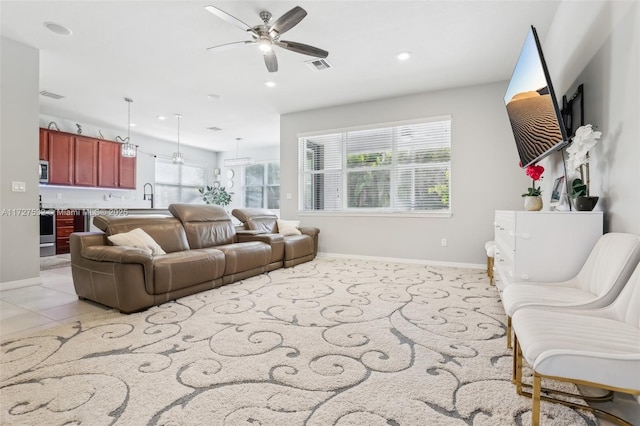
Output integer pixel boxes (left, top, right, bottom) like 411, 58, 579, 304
108, 228, 166, 256
276, 219, 302, 236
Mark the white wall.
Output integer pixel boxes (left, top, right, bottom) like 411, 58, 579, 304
39, 114, 220, 209
281, 82, 529, 264
0, 37, 40, 285
539, 0, 639, 234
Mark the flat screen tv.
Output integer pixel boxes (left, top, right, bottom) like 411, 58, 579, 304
504, 26, 569, 167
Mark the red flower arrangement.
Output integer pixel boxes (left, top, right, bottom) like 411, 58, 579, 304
521, 163, 544, 197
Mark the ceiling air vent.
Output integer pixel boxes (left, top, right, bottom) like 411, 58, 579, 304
207, 126, 222, 132
39, 90, 65, 99
305, 58, 332, 72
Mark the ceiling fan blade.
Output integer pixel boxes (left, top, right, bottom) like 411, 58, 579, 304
207, 40, 256, 51
205, 5, 254, 33
275, 40, 328, 58
269, 6, 307, 37
263, 51, 278, 73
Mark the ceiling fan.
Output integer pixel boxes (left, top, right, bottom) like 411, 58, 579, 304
205, 5, 329, 73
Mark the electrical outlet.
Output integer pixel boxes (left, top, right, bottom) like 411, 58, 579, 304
286, 193, 293, 200
11, 181, 26, 192
56, 193, 62, 200
441, 238, 448, 247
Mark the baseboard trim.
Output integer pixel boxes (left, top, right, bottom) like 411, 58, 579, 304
0, 276, 42, 291
317, 252, 484, 270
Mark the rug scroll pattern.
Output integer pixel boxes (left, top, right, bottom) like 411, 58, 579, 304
1, 258, 595, 425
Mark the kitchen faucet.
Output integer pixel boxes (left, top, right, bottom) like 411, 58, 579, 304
143, 183, 154, 208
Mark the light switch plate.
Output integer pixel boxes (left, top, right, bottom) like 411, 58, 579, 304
11, 181, 26, 192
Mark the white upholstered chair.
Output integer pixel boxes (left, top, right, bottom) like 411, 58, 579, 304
511, 261, 640, 425
501, 232, 640, 348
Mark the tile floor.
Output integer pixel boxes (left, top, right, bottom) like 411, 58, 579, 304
0, 264, 112, 340
1, 263, 638, 424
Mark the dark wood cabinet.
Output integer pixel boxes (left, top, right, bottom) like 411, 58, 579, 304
74, 137, 98, 186
55, 211, 85, 254
48, 132, 75, 185
39, 129, 49, 161
98, 140, 120, 187
39, 128, 136, 189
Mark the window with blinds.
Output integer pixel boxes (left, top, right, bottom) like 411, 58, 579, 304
244, 162, 280, 210
299, 117, 451, 213
155, 158, 207, 208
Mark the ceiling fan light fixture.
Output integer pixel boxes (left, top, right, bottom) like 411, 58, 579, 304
264, 81, 277, 88
258, 36, 273, 52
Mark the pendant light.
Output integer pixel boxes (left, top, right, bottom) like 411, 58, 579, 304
224, 137, 252, 167
172, 114, 185, 164
121, 97, 137, 158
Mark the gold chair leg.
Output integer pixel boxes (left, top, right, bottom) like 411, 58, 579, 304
532, 373, 541, 426
487, 256, 494, 285
507, 316, 512, 349
515, 335, 522, 391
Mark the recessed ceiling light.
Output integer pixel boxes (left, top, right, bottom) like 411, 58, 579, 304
130, 123, 137, 127
264, 81, 276, 88
396, 51, 411, 61
157, 115, 167, 120
43, 22, 72, 36
207, 94, 221, 100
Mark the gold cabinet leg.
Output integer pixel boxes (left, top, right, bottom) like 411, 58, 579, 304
507, 316, 512, 349
532, 373, 541, 426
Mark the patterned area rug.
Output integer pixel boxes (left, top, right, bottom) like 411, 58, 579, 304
1, 258, 595, 425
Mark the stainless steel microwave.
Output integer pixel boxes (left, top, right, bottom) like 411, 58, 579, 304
39, 160, 49, 183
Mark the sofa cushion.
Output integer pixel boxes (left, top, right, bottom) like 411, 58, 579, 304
93, 216, 190, 253
215, 242, 271, 275
152, 249, 225, 294
277, 219, 302, 236
169, 204, 237, 248
108, 228, 167, 256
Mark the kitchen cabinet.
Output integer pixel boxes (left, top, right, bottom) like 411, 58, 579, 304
119, 155, 136, 189
55, 210, 86, 255
493, 210, 603, 294
40, 128, 136, 189
39, 129, 49, 161
98, 140, 120, 187
48, 132, 75, 185
74, 136, 98, 186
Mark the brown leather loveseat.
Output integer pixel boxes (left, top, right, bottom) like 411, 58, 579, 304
69, 204, 316, 313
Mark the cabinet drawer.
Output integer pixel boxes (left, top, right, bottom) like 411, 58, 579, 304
56, 227, 74, 238
56, 238, 70, 254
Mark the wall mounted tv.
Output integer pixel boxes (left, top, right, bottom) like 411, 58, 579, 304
504, 26, 569, 167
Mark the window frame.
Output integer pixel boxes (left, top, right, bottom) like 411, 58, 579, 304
242, 161, 281, 210
298, 116, 452, 218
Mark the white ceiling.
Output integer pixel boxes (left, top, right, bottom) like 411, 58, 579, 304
1, 1, 560, 153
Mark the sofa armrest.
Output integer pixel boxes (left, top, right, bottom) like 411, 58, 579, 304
236, 233, 283, 245
299, 227, 320, 254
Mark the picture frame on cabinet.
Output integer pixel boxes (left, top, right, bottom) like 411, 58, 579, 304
550, 176, 569, 210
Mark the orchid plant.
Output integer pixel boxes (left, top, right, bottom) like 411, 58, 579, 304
521, 164, 544, 197
566, 124, 601, 197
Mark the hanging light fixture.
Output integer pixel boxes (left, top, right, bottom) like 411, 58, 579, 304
121, 97, 137, 158
224, 137, 253, 167
172, 113, 185, 164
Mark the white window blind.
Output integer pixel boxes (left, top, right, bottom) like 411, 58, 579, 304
299, 117, 451, 213
155, 158, 207, 208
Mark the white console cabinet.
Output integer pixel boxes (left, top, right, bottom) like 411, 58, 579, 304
493, 210, 603, 292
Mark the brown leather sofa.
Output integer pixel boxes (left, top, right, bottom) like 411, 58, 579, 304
69, 204, 297, 313
231, 208, 319, 268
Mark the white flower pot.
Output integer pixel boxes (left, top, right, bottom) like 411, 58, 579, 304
523, 196, 543, 211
